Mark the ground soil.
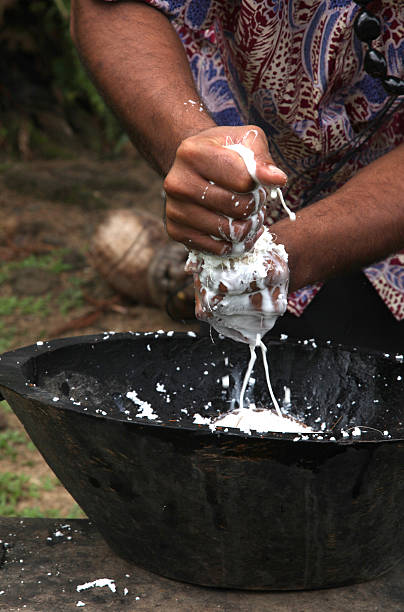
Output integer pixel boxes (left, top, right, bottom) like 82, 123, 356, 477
0, 150, 198, 518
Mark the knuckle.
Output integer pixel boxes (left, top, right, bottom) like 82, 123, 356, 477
176, 137, 197, 162
165, 219, 185, 245
233, 196, 255, 217
165, 219, 176, 240
163, 174, 183, 198
233, 175, 254, 193
245, 124, 263, 137
255, 125, 267, 141
235, 220, 252, 240
165, 201, 184, 224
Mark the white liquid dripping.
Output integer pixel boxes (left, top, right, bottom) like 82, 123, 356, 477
259, 339, 282, 417
239, 340, 257, 410
270, 187, 296, 221
238, 334, 282, 416
225, 143, 295, 222
225, 143, 261, 211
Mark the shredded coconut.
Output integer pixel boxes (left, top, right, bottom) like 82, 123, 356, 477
77, 578, 116, 593
126, 390, 159, 420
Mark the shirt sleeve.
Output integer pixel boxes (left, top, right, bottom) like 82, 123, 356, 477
102, 0, 216, 29
102, 0, 181, 17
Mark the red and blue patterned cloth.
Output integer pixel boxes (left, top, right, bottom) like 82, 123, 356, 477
105, 0, 404, 320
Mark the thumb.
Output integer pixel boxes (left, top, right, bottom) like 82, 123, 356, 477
255, 159, 287, 187
241, 127, 287, 187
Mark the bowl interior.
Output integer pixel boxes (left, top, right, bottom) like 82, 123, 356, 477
13, 332, 404, 442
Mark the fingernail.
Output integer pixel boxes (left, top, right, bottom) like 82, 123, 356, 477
266, 165, 287, 183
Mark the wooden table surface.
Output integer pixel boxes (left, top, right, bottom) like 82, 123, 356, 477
1, 517, 403, 611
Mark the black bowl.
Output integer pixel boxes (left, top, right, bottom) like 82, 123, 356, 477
0, 332, 403, 590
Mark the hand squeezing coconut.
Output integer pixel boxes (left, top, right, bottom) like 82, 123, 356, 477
185, 142, 311, 434
185, 143, 293, 346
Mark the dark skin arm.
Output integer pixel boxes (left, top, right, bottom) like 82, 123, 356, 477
71, 0, 404, 293
275, 142, 404, 290
70, 0, 215, 174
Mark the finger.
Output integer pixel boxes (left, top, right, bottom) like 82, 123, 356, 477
194, 277, 225, 320
178, 138, 286, 193
199, 183, 266, 219
166, 199, 263, 243
248, 288, 285, 314
164, 170, 266, 220
166, 219, 231, 255
255, 160, 287, 188
223, 226, 264, 257
209, 226, 264, 260
264, 253, 289, 284
194, 277, 209, 320
249, 291, 263, 310
239, 127, 288, 186
243, 227, 264, 253
184, 258, 200, 273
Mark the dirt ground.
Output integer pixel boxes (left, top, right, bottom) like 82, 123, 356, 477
0, 150, 198, 518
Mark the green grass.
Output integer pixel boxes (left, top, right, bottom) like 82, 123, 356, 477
40, 475, 60, 492
0, 295, 50, 318
0, 321, 16, 353
0, 458, 84, 517
0, 401, 12, 414
0, 250, 73, 285
17, 503, 85, 519
0, 472, 39, 516
19, 506, 62, 519
0, 296, 18, 316
0, 414, 85, 517
67, 504, 86, 519
0, 469, 85, 517
58, 277, 84, 315
0, 429, 28, 460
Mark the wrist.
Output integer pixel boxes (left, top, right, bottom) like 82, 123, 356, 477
160, 110, 217, 174
270, 215, 317, 293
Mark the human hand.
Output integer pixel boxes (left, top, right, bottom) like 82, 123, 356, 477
164, 125, 287, 256
186, 230, 289, 343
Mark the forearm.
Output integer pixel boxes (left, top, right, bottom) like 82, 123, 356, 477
273, 143, 404, 292
70, 1, 404, 287
70, 0, 215, 174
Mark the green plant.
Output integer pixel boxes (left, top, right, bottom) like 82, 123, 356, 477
40, 475, 60, 492
0, 296, 19, 316
20, 296, 51, 318
19, 251, 72, 273
0, 295, 50, 319
58, 278, 84, 315
20, 506, 62, 519
0, 401, 12, 414
0, 472, 39, 516
53, 0, 69, 21
0, 251, 73, 282
0, 321, 16, 353
67, 503, 86, 519
0, 430, 28, 460
1, 0, 124, 155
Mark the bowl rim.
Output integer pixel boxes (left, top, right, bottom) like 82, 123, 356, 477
0, 331, 403, 445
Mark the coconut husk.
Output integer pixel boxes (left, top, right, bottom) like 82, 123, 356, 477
90, 209, 190, 308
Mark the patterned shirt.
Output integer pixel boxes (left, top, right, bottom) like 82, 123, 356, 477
105, 0, 404, 320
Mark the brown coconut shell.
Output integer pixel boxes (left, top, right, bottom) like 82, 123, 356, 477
90, 209, 169, 306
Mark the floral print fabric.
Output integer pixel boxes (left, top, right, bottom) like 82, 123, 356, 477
105, 0, 404, 319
